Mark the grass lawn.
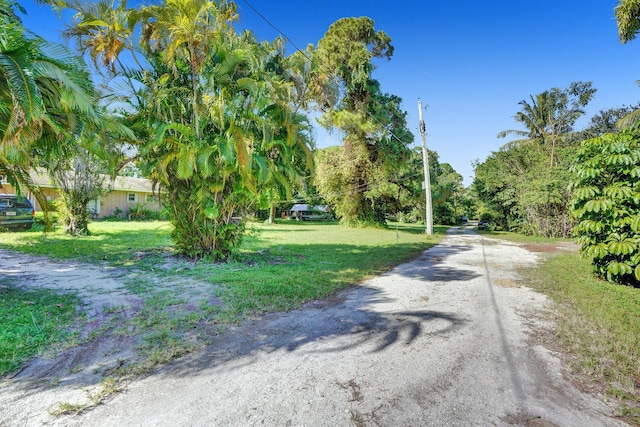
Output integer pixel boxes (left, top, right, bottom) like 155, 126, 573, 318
0, 281, 81, 376
0, 220, 445, 378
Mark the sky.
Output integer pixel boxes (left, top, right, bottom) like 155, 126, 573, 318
16, 0, 640, 186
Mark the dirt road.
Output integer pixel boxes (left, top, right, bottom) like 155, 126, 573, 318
1, 227, 626, 426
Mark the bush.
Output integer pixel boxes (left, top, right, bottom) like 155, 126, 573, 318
101, 207, 125, 221
34, 211, 60, 228
127, 204, 168, 221
571, 127, 640, 286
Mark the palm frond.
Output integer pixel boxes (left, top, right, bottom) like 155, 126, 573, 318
0, 50, 45, 123
616, 109, 640, 130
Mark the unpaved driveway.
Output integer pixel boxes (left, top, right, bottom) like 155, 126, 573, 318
0, 227, 626, 426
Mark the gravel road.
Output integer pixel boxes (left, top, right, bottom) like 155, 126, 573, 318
1, 226, 626, 426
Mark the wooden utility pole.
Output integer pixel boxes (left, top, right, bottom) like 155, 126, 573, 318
418, 99, 433, 235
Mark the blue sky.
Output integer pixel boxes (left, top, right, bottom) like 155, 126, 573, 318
17, 0, 640, 185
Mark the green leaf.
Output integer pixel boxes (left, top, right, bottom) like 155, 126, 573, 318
603, 185, 633, 199
576, 219, 605, 234
607, 239, 636, 255
576, 167, 603, 180
583, 243, 608, 259
572, 186, 600, 201
583, 198, 614, 213
607, 261, 632, 276
177, 146, 196, 179
204, 204, 220, 220
604, 153, 634, 166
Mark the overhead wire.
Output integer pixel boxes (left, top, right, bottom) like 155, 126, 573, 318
237, 0, 431, 207
237, 0, 416, 149
273, 169, 426, 205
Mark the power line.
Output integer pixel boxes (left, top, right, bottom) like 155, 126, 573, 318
271, 169, 426, 205
237, 0, 414, 149
238, 1, 434, 215
238, 0, 308, 56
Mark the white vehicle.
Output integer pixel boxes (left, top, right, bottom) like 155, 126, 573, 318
289, 204, 332, 221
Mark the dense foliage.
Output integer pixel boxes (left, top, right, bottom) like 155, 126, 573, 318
474, 82, 596, 237
571, 127, 640, 287
616, 0, 640, 43
7, 0, 466, 255
62, 0, 314, 258
311, 18, 415, 226
0, 0, 98, 220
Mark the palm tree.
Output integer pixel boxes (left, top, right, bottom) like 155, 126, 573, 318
1, 2, 97, 222
62, 0, 313, 258
497, 92, 555, 160
62, 0, 143, 74
141, 0, 238, 140
498, 82, 595, 166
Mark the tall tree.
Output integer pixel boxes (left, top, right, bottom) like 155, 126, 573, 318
141, 0, 237, 140
474, 134, 576, 237
0, 0, 99, 226
313, 17, 413, 226
64, 0, 313, 258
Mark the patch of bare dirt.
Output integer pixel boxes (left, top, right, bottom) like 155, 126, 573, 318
520, 242, 580, 253
493, 277, 521, 288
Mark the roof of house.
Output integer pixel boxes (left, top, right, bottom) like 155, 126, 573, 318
109, 176, 156, 193
29, 170, 157, 193
290, 204, 330, 212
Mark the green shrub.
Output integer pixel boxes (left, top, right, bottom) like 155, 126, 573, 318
101, 207, 125, 222
128, 204, 152, 221
571, 127, 640, 286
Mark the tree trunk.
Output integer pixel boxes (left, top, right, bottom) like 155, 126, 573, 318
268, 204, 276, 224
65, 202, 90, 236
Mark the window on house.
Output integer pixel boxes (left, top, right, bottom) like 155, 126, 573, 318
145, 194, 156, 203
127, 193, 138, 203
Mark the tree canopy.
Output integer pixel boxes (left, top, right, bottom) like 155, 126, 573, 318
476, 82, 596, 237
312, 17, 414, 226
0, 0, 125, 232
616, 0, 640, 43
62, 0, 314, 258
4, 0, 464, 254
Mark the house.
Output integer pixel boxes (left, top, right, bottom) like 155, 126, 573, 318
0, 171, 162, 219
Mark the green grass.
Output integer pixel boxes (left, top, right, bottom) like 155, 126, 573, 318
521, 249, 640, 424
0, 220, 445, 379
0, 221, 173, 265
185, 221, 446, 320
0, 281, 82, 376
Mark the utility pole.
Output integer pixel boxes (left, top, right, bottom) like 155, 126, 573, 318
418, 99, 433, 235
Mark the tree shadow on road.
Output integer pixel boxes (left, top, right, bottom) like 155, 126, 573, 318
391, 241, 480, 282
168, 284, 467, 377
4, 229, 477, 397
